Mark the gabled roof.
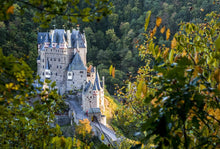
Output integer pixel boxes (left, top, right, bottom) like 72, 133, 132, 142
38, 29, 85, 48
69, 53, 86, 70
52, 29, 66, 44
38, 32, 50, 44
71, 29, 86, 48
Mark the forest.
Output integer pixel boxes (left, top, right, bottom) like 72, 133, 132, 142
0, 0, 220, 148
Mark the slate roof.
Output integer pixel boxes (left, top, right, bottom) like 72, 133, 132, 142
38, 29, 86, 48
84, 81, 91, 92
91, 67, 95, 72
69, 53, 86, 70
94, 71, 101, 90
52, 29, 66, 44
88, 108, 101, 114
93, 82, 97, 91
38, 32, 48, 44
71, 29, 86, 48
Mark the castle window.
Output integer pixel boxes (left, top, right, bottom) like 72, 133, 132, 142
56, 73, 57, 76
60, 66, 62, 69
58, 58, 60, 62
50, 64, 52, 68
51, 49, 52, 52
81, 75, 83, 78
42, 72, 44, 76
90, 96, 92, 99
73, 73, 74, 76
43, 65, 44, 68
42, 59, 44, 62
80, 71, 83, 73
46, 72, 49, 75
54, 58, 56, 61
50, 58, 52, 61
73, 82, 74, 84
51, 72, 52, 75
68, 73, 71, 76
57, 66, 58, 68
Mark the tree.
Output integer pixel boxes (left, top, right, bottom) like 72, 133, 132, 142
115, 10, 220, 148
0, 49, 64, 147
1, 0, 112, 27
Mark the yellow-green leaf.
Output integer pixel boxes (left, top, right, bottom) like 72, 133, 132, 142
215, 35, 220, 51
109, 65, 113, 75
169, 49, 174, 63
145, 11, 151, 31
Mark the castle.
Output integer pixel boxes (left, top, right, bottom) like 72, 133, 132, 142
37, 28, 105, 117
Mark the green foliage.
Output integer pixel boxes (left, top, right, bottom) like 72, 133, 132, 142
1, 0, 112, 27
0, 49, 64, 147
117, 10, 220, 148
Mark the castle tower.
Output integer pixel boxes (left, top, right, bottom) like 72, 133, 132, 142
92, 83, 100, 108
66, 53, 87, 91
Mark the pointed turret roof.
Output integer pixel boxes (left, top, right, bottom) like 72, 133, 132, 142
69, 53, 86, 70
94, 70, 101, 90
84, 81, 91, 92
93, 82, 97, 91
